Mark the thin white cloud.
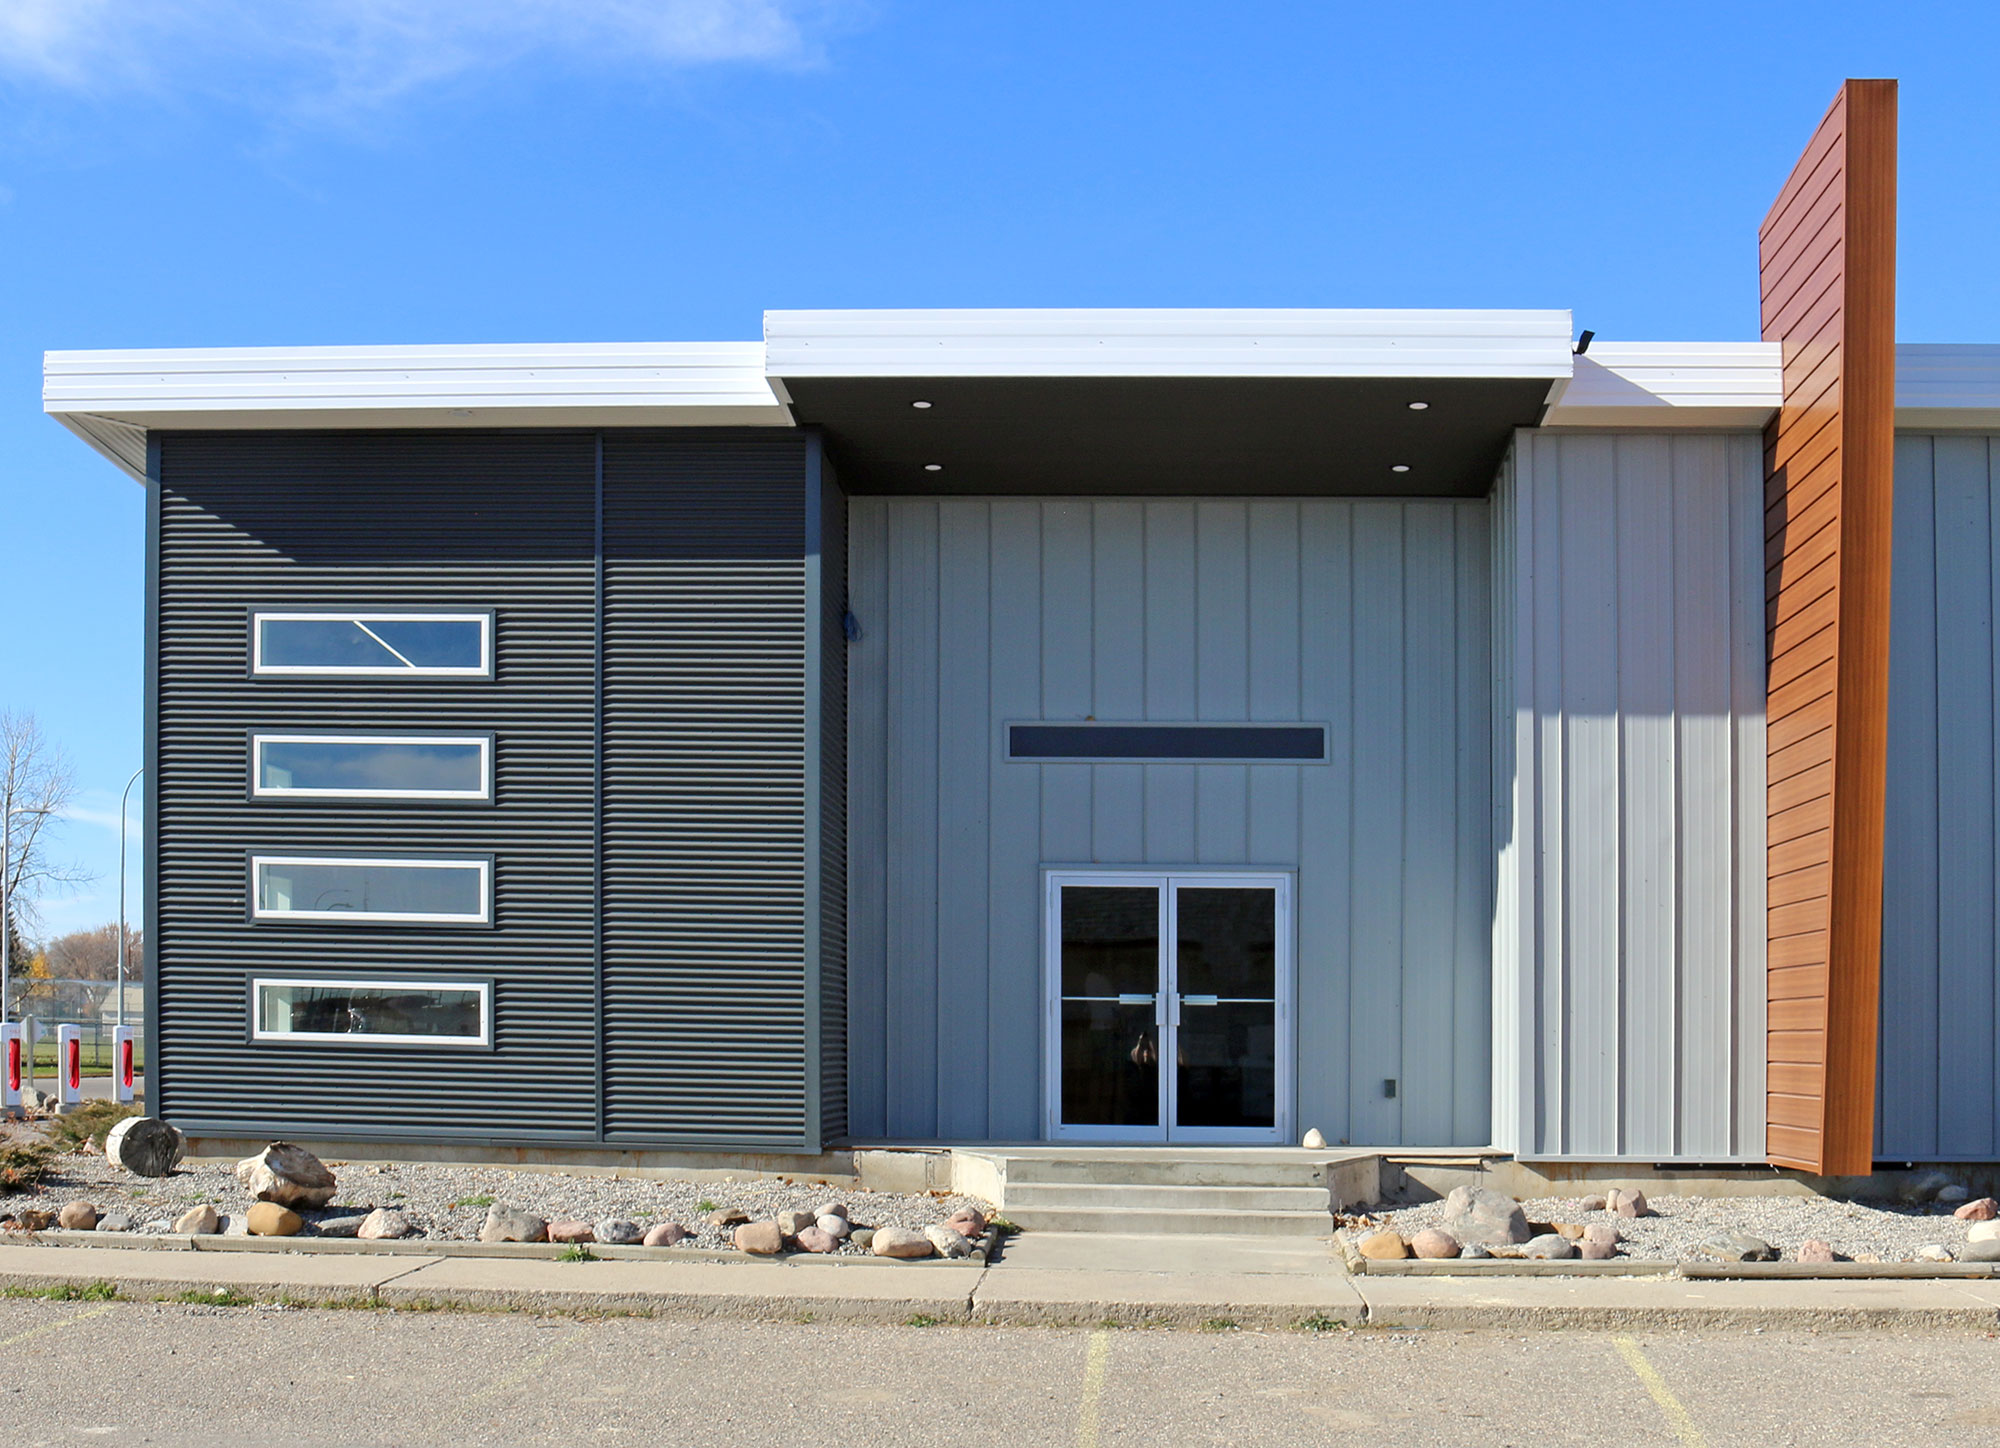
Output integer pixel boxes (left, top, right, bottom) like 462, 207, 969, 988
58, 804, 141, 841
0, 0, 848, 112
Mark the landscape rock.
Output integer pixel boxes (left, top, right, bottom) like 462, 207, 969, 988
315, 1215, 367, 1238
1440, 1186, 1530, 1246
548, 1220, 595, 1244
221, 1214, 250, 1237
1577, 1195, 1608, 1213
776, 1209, 817, 1237
1356, 1230, 1409, 1261
733, 1221, 784, 1255
705, 1207, 749, 1228
947, 1208, 988, 1238
1901, 1170, 1958, 1204
96, 1211, 133, 1234
56, 1201, 98, 1231
816, 1214, 850, 1239
594, 1219, 643, 1246
1953, 1197, 1999, 1222
794, 1226, 839, 1253
1553, 1222, 1585, 1242
1459, 1243, 1492, 1260
478, 1206, 548, 1243
1579, 1239, 1617, 1260
925, 1224, 974, 1258
1798, 1239, 1837, 1263
848, 1228, 875, 1251
870, 1225, 934, 1259
1613, 1189, 1651, 1219
358, 1208, 415, 1240
104, 1117, 186, 1178
642, 1223, 689, 1247
1966, 1218, 2000, 1245
1301, 1127, 1327, 1149
815, 1201, 849, 1221
10, 1208, 53, 1232
1916, 1243, 1955, 1262
1410, 1229, 1461, 1260
235, 1143, 337, 1209
1583, 1223, 1620, 1248
1520, 1233, 1576, 1260
1697, 1231, 1778, 1262
173, 1204, 219, 1235
246, 1202, 303, 1236
1960, 1240, 2000, 1264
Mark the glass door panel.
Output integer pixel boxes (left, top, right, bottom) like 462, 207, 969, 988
1056, 884, 1164, 1132
1171, 886, 1280, 1133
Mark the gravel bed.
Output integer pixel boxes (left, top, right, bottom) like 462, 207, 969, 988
1364, 1192, 1989, 1263
29, 1149, 991, 1256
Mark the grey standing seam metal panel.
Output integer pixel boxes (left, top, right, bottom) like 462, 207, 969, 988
1496, 430, 1769, 1161
815, 447, 850, 1147
600, 432, 811, 1147
152, 431, 600, 1140
1879, 433, 2000, 1161
848, 496, 1493, 1146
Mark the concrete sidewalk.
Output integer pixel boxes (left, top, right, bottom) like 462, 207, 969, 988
3, 1233, 1999, 1330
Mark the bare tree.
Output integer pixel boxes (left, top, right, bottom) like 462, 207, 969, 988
2, 710, 91, 973
41, 923, 144, 982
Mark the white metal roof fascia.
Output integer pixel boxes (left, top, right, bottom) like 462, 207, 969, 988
1897, 344, 2000, 430
763, 308, 1578, 379
1540, 342, 1785, 428
46, 342, 793, 480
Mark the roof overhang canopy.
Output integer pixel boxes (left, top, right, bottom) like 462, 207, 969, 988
765, 309, 1575, 497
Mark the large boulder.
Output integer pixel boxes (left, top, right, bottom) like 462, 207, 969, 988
776, 1209, 817, 1237
870, 1225, 934, 1259
1440, 1186, 1530, 1247
105, 1117, 186, 1178
479, 1206, 548, 1243
173, 1204, 220, 1235
235, 1143, 337, 1209
594, 1219, 643, 1246
1520, 1233, 1577, 1260
56, 1202, 98, 1231
1967, 1218, 2000, 1245
733, 1221, 784, 1255
1410, 1229, 1461, 1260
924, 1224, 974, 1258
642, 1222, 689, 1247
358, 1208, 415, 1240
1697, 1231, 1778, 1262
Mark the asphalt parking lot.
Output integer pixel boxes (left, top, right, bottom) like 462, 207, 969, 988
1, 1300, 1996, 1445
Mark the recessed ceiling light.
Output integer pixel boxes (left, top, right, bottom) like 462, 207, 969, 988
1407, 401, 1430, 410
912, 400, 933, 409
1391, 464, 1411, 473
924, 463, 943, 472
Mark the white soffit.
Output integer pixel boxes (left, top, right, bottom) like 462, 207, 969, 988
45, 342, 792, 481
763, 308, 1578, 380
1541, 342, 1784, 428
1897, 344, 2000, 429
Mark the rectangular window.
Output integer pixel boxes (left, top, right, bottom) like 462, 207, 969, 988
250, 855, 493, 925
251, 734, 493, 801
1007, 723, 1330, 764
251, 612, 493, 678
251, 977, 492, 1047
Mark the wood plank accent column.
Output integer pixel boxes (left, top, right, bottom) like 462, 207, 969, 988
1761, 79, 1897, 1176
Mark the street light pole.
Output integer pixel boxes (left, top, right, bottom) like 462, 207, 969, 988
1, 805, 53, 1025
116, 770, 142, 1034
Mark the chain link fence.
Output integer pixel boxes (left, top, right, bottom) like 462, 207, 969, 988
3, 978, 144, 1072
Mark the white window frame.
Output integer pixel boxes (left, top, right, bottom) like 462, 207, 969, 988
250, 611, 494, 678
250, 975, 493, 1048
249, 853, 494, 926
250, 732, 494, 802
1041, 868, 1294, 1146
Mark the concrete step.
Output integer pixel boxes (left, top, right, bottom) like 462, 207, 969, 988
1000, 1204, 1335, 1237
994, 1156, 1331, 1188
1001, 1182, 1331, 1212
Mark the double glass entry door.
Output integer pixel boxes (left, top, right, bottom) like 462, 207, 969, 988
1045, 872, 1291, 1144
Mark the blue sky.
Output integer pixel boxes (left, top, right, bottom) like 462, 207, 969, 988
3, 1, 1997, 939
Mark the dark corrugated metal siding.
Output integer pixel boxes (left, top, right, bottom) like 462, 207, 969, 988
815, 456, 850, 1143
153, 431, 600, 1140
600, 433, 812, 1145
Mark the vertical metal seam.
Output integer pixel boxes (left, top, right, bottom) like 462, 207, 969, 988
802, 430, 824, 1152
1611, 438, 1626, 1157
592, 429, 605, 1144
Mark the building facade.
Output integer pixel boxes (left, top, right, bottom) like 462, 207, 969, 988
44, 80, 2000, 1173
